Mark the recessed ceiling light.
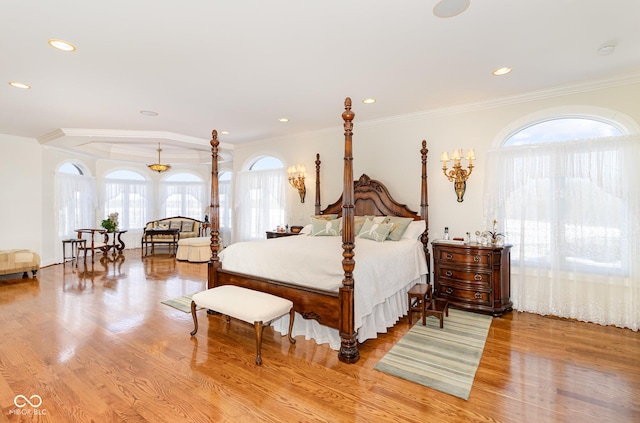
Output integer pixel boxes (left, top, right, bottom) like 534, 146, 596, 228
8, 82, 31, 89
140, 110, 158, 116
433, 0, 470, 18
278, 118, 289, 122
597, 44, 616, 56
492, 67, 512, 76
221, 130, 230, 135
48, 39, 76, 52
362, 98, 376, 104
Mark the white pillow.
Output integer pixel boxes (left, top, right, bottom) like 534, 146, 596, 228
300, 224, 313, 234
401, 220, 426, 240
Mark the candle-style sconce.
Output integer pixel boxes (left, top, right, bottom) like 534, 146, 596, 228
287, 164, 306, 203
440, 148, 475, 202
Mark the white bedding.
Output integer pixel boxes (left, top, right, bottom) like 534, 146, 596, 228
219, 234, 429, 349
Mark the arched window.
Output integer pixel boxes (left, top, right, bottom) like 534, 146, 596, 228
160, 172, 205, 219
104, 169, 151, 230
55, 161, 95, 240
235, 156, 287, 241
485, 113, 640, 330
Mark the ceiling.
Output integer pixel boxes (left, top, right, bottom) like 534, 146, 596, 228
2, 0, 640, 165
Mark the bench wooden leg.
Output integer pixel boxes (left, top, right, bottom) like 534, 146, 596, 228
254, 321, 264, 366
287, 308, 296, 344
190, 300, 199, 336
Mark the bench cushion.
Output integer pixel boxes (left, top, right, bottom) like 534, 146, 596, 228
192, 286, 293, 323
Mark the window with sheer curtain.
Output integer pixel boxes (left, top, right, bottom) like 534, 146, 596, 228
104, 170, 151, 230
219, 171, 233, 246
484, 117, 639, 331
56, 163, 96, 239
235, 157, 287, 241
160, 172, 205, 219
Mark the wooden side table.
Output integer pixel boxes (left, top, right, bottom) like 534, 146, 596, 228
62, 239, 86, 266
407, 283, 432, 325
423, 298, 449, 328
265, 231, 300, 239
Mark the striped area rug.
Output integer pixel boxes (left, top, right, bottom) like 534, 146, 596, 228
374, 308, 492, 400
161, 293, 203, 313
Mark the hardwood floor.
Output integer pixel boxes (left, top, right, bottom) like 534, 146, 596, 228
1, 249, 638, 422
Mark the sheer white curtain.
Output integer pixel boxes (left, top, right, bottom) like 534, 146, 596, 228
56, 173, 97, 238
160, 181, 205, 219
235, 169, 287, 241
484, 136, 640, 331
104, 179, 152, 248
55, 173, 97, 260
219, 174, 232, 246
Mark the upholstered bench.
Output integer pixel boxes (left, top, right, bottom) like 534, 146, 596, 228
176, 237, 211, 263
0, 249, 40, 278
190, 285, 296, 365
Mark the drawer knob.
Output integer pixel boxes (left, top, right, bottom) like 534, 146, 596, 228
445, 270, 453, 277
445, 288, 453, 295
445, 253, 453, 260
474, 274, 482, 281
474, 255, 481, 262
474, 292, 482, 299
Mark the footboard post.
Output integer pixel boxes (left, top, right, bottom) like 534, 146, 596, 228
208, 129, 222, 290
338, 97, 360, 364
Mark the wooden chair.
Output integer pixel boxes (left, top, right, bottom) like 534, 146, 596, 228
75, 229, 108, 263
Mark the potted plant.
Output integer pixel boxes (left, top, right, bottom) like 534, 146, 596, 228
101, 212, 119, 232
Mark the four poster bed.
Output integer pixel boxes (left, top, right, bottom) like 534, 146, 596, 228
207, 98, 430, 363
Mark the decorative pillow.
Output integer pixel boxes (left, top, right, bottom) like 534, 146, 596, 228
310, 217, 342, 236
354, 216, 369, 235
385, 216, 414, 241
357, 219, 393, 242
169, 221, 181, 230
181, 221, 194, 232
311, 213, 338, 222
401, 220, 426, 240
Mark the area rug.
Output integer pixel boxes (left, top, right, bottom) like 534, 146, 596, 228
161, 293, 203, 313
374, 308, 492, 400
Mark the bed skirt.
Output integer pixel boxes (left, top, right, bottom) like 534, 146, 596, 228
271, 275, 426, 350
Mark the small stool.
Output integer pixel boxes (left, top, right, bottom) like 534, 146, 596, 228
423, 298, 450, 328
62, 239, 86, 266
190, 285, 296, 365
407, 283, 432, 325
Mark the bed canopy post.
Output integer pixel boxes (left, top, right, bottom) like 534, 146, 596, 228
338, 97, 359, 364
314, 154, 321, 216
207, 129, 221, 289
420, 140, 431, 278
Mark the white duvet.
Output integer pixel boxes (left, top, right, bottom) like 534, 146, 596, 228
219, 234, 429, 331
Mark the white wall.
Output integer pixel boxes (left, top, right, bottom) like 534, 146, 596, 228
0, 135, 42, 254
232, 81, 640, 251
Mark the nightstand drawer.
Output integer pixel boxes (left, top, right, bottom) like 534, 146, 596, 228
436, 249, 491, 268
437, 283, 492, 307
437, 267, 491, 286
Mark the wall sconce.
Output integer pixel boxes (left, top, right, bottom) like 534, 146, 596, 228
287, 165, 306, 203
441, 148, 475, 202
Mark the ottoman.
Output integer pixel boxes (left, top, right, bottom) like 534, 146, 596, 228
176, 237, 211, 262
190, 285, 296, 365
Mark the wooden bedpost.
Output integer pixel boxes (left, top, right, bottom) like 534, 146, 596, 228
420, 140, 431, 280
339, 97, 359, 364
208, 130, 221, 289
314, 153, 321, 216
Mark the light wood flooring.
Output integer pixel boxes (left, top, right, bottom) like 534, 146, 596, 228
0, 249, 638, 422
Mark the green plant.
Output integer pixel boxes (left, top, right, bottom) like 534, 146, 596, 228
101, 212, 119, 232
486, 219, 504, 241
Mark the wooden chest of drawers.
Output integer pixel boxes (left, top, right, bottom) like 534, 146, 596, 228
432, 241, 512, 316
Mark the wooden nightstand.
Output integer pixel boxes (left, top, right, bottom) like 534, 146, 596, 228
432, 240, 512, 316
265, 231, 300, 239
